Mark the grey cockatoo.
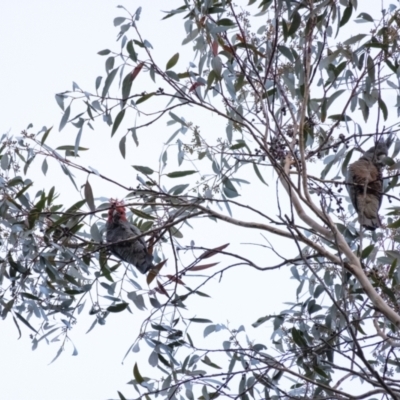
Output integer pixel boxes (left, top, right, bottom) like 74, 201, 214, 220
346, 139, 389, 230
106, 199, 153, 273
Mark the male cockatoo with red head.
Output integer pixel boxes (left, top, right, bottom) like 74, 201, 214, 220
106, 199, 153, 274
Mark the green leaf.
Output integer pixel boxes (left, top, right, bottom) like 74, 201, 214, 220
166, 53, 179, 70
282, 18, 289, 41
223, 178, 239, 198
217, 18, 236, 26
340, 4, 353, 27
133, 363, 144, 384
252, 315, 271, 328
119, 136, 126, 159
84, 181, 95, 212
357, 12, 373, 22
381, 286, 397, 304
21, 292, 41, 301
114, 17, 126, 26
112, 109, 126, 137
313, 285, 325, 298
132, 165, 154, 175
41, 126, 53, 145
15, 312, 38, 334
107, 302, 129, 313
378, 98, 388, 121
253, 163, 268, 186
359, 98, 369, 122
117, 391, 127, 400
288, 11, 301, 36
95, 76, 102, 90
169, 184, 189, 195
341, 149, 354, 177
167, 170, 196, 178
326, 89, 345, 111
130, 208, 155, 220
66, 199, 87, 213
343, 34, 367, 46
170, 226, 183, 238
56, 145, 89, 151
41, 159, 48, 176
126, 40, 137, 62
204, 324, 216, 337
292, 327, 307, 348
127, 292, 146, 311
230, 142, 246, 150
328, 114, 352, 122
389, 258, 397, 280
102, 67, 119, 98
277, 45, 293, 62
98, 49, 111, 55
136, 92, 154, 105
182, 28, 199, 45
105, 56, 115, 73
321, 98, 327, 122
188, 318, 213, 323
122, 73, 133, 101
90, 222, 101, 242
201, 355, 222, 369
161, 4, 188, 20
169, 111, 186, 125
59, 105, 71, 131
388, 219, 400, 229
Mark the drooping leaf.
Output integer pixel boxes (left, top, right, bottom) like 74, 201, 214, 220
15, 312, 38, 334
112, 109, 126, 137
102, 67, 119, 98
119, 136, 126, 158
288, 11, 301, 36
84, 181, 95, 212
41, 126, 53, 145
147, 259, 168, 285
340, 4, 353, 27
131, 62, 144, 81
166, 53, 179, 70
59, 105, 71, 131
126, 40, 137, 62
133, 363, 144, 384
253, 163, 268, 186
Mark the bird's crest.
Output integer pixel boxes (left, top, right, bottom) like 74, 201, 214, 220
108, 198, 127, 221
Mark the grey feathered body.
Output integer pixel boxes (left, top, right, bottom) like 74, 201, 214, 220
106, 212, 153, 274
346, 141, 387, 231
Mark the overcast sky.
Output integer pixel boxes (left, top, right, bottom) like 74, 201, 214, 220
0, 1, 391, 399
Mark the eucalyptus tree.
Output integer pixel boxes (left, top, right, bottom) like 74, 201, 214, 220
2, 0, 400, 399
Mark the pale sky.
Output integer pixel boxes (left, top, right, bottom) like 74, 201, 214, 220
0, 1, 392, 399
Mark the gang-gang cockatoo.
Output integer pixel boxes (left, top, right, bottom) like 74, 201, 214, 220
106, 199, 153, 273
346, 140, 389, 231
